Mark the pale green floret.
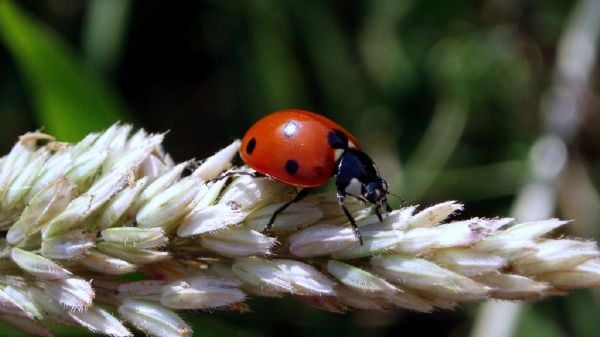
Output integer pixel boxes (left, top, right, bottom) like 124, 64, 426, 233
101, 227, 168, 249
7, 177, 76, 246
124, 128, 149, 151
404, 201, 463, 229
96, 242, 169, 265
333, 286, 389, 310
327, 260, 398, 296
70, 132, 100, 157
192, 140, 240, 181
394, 218, 510, 254
371, 254, 490, 301
474, 273, 552, 300
474, 219, 568, 256
0, 287, 31, 316
65, 150, 107, 188
387, 288, 437, 312
275, 259, 337, 295
42, 170, 128, 239
138, 154, 168, 181
0, 144, 34, 226
40, 229, 95, 259
98, 177, 148, 229
68, 305, 132, 337
3, 149, 50, 209
160, 276, 245, 309
332, 227, 403, 260
116, 280, 168, 302
2, 285, 43, 319
43, 278, 94, 311
105, 134, 164, 173
26, 151, 74, 200
232, 257, 292, 292
188, 177, 227, 210
289, 224, 357, 257
77, 250, 137, 275
0, 143, 34, 205
177, 204, 246, 236
136, 176, 201, 231
513, 239, 600, 275
432, 248, 507, 276
29, 287, 78, 324
233, 257, 336, 296
135, 161, 189, 209
86, 124, 122, 154
200, 228, 276, 257
536, 258, 600, 289
103, 125, 133, 156
119, 299, 191, 337
10, 248, 72, 280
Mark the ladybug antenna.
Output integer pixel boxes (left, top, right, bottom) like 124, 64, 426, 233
385, 190, 407, 207
385, 190, 401, 199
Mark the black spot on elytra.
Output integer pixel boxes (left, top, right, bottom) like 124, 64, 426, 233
327, 129, 348, 149
284, 159, 300, 175
246, 138, 256, 155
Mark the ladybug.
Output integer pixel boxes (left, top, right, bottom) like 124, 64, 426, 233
239, 109, 391, 243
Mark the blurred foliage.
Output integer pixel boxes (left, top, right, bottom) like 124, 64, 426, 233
0, 0, 598, 337
0, 0, 129, 142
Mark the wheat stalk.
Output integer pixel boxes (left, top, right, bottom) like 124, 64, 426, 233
0, 124, 598, 337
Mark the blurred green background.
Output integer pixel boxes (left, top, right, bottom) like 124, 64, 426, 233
0, 0, 598, 336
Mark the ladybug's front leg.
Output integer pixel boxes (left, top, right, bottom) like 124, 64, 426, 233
374, 198, 393, 222
336, 191, 364, 245
374, 205, 384, 222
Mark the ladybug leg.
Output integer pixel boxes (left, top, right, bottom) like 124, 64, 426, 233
336, 192, 364, 245
206, 169, 265, 184
374, 201, 393, 222
374, 205, 384, 222
263, 188, 312, 233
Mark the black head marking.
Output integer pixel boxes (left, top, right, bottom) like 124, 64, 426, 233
246, 138, 256, 155
327, 129, 348, 149
284, 159, 300, 175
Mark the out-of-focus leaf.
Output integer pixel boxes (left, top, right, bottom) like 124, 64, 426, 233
403, 97, 468, 201
245, 0, 307, 112
0, 0, 129, 141
515, 305, 566, 337
566, 290, 600, 337
82, 0, 132, 76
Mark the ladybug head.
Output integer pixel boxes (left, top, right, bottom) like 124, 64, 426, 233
363, 176, 391, 211
336, 148, 392, 215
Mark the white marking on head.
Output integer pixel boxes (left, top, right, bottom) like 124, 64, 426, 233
348, 140, 358, 149
334, 149, 344, 162
345, 178, 363, 197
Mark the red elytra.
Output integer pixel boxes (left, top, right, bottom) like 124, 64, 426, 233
240, 109, 359, 187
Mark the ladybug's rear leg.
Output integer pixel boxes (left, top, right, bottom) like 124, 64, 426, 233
205, 168, 265, 184
336, 192, 364, 245
263, 187, 312, 233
